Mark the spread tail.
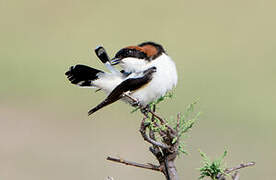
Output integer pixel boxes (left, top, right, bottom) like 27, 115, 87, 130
65, 64, 103, 87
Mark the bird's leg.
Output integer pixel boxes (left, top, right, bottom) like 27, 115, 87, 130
141, 107, 149, 118
140, 104, 150, 115
123, 92, 141, 107
123, 93, 152, 118
132, 101, 141, 107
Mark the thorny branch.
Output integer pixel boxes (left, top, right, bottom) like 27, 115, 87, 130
108, 94, 179, 180
107, 93, 255, 180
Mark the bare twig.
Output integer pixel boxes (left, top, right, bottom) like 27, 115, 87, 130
107, 156, 161, 172
224, 162, 255, 174
217, 162, 255, 180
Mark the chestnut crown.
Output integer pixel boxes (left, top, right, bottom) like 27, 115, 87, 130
113, 41, 166, 62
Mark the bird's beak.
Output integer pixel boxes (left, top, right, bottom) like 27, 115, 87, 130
110, 57, 121, 65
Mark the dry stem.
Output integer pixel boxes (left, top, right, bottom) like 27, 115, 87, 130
106, 156, 161, 172
217, 162, 256, 180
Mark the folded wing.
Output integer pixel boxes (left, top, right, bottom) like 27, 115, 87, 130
88, 67, 156, 115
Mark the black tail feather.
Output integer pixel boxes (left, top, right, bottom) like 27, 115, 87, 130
88, 98, 116, 116
88, 101, 107, 116
65, 64, 103, 86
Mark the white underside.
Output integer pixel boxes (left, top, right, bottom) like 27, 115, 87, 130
92, 53, 178, 106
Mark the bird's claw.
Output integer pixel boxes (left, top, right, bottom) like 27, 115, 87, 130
140, 105, 150, 117
132, 101, 141, 107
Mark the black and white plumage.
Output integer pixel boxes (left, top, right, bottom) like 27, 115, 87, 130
65, 42, 177, 115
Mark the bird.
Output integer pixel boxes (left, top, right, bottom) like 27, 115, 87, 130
65, 42, 178, 116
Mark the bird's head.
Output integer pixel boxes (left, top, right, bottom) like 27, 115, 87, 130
111, 42, 165, 72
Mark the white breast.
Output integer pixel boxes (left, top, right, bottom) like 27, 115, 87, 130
130, 54, 178, 106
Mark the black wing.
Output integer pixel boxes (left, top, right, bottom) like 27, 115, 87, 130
88, 67, 157, 116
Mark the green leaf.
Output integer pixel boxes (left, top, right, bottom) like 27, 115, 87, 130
130, 106, 140, 113
172, 137, 178, 144
198, 150, 227, 179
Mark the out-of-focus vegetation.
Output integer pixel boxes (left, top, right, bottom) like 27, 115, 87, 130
0, 0, 275, 180
199, 150, 227, 179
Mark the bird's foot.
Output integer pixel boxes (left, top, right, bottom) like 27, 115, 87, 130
140, 105, 150, 117
131, 100, 140, 107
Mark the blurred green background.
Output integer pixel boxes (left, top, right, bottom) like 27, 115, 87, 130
1, 0, 275, 179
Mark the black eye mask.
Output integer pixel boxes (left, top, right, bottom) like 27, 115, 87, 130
115, 48, 148, 60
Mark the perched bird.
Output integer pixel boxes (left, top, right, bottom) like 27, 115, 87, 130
65, 42, 177, 115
